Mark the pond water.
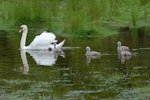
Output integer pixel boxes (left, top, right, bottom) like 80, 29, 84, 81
0, 29, 150, 100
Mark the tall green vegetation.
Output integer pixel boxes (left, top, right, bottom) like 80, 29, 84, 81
0, 0, 150, 36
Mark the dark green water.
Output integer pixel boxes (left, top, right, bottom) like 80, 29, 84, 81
0, 30, 150, 100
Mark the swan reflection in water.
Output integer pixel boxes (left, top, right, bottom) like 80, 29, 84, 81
20, 50, 29, 74
19, 50, 65, 74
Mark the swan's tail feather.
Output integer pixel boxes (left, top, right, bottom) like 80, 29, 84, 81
56, 40, 65, 49
48, 40, 65, 50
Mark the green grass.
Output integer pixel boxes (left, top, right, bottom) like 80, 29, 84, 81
0, 0, 150, 36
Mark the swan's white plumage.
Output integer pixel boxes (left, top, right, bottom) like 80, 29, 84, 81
19, 25, 65, 50
29, 32, 56, 48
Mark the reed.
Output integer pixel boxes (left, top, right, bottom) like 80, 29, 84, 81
0, 0, 149, 36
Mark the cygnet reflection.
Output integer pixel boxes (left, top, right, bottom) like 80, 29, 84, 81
118, 51, 131, 64
86, 55, 101, 64
120, 54, 131, 64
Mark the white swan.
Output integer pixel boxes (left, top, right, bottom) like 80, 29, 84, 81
19, 25, 65, 50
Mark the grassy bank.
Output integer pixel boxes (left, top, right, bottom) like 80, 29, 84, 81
0, 0, 150, 36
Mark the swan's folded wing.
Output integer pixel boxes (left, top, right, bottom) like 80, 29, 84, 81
29, 32, 57, 47
39, 32, 57, 44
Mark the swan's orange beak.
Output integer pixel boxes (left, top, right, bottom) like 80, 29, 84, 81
19, 28, 23, 33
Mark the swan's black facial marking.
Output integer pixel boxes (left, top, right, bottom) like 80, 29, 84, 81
19, 27, 23, 33
20, 27, 23, 30
48, 48, 52, 51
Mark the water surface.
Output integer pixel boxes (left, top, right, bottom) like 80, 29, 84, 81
0, 30, 150, 99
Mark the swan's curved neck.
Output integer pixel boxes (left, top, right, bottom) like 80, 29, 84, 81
20, 28, 28, 49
